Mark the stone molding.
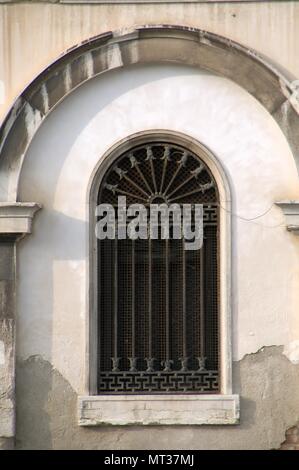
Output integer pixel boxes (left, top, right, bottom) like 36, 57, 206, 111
280, 422, 299, 450
0, 203, 40, 447
0, 203, 41, 238
78, 394, 240, 426
276, 201, 299, 235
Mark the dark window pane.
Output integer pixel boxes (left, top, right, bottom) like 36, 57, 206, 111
97, 142, 219, 394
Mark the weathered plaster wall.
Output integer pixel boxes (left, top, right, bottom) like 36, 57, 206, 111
0, 1, 299, 122
0, 241, 16, 450
0, 0, 297, 451
14, 63, 299, 448
15, 348, 299, 449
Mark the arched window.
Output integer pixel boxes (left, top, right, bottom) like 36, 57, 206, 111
96, 138, 220, 395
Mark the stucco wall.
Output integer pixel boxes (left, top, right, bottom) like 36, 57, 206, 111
14, 63, 299, 448
1, 0, 299, 450
0, 1, 299, 123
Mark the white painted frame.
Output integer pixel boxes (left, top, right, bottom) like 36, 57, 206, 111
80, 130, 238, 425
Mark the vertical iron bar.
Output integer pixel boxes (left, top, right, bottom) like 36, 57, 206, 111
97, 238, 101, 385
182, 238, 187, 359
148, 237, 152, 359
151, 160, 157, 193
160, 146, 170, 194
165, 238, 170, 361
200, 240, 205, 359
113, 236, 118, 361
131, 239, 135, 358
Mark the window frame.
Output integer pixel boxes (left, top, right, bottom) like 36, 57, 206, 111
79, 130, 239, 426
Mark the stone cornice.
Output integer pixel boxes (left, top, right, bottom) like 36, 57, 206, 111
0, 202, 41, 240
276, 201, 299, 235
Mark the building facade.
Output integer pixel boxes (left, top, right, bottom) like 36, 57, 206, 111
0, 0, 299, 450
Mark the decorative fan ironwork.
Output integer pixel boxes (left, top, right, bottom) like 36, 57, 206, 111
97, 141, 220, 394
99, 143, 217, 206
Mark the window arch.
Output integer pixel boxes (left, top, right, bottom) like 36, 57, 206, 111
95, 137, 221, 395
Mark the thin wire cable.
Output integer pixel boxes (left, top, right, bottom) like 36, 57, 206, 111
217, 201, 285, 229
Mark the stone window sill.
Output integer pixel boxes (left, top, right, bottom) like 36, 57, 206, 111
78, 394, 240, 426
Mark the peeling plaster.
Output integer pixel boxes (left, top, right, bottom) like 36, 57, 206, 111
240, 344, 299, 366
15, 347, 299, 449
0, 341, 4, 365
239, 345, 282, 360
289, 80, 299, 114
283, 340, 299, 365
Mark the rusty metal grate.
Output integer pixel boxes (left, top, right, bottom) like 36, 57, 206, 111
97, 142, 219, 394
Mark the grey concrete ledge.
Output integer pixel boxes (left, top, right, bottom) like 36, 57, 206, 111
0, 203, 41, 236
276, 201, 299, 235
78, 394, 240, 426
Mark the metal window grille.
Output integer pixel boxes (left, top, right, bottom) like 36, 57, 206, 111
97, 142, 220, 394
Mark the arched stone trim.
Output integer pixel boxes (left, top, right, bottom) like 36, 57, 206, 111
0, 25, 299, 202
80, 130, 239, 426
88, 130, 233, 399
